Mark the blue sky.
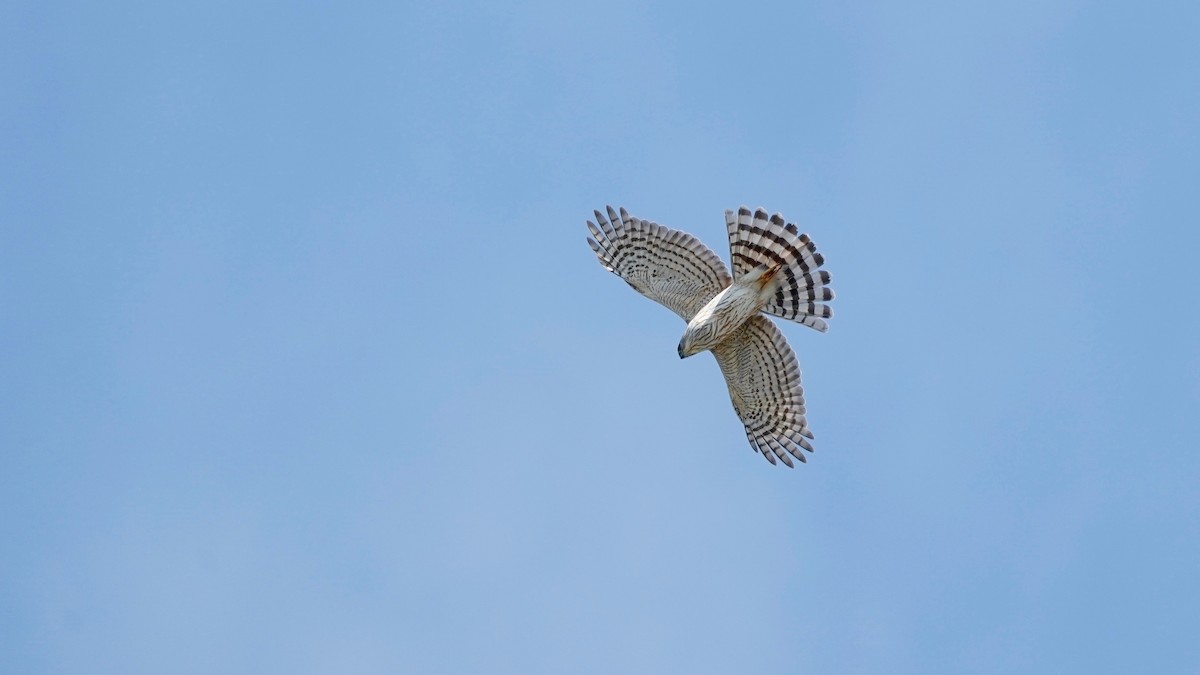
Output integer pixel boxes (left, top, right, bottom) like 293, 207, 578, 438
3, 1, 1198, 673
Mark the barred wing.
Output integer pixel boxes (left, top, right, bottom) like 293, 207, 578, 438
725, 206, 834, 333
587, 206, 733, 321
712, 315, 814, 467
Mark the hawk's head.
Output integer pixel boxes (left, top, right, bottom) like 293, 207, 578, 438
677, 325, 712, 359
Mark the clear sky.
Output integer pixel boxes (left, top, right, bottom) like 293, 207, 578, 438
3, 1, 1198, 673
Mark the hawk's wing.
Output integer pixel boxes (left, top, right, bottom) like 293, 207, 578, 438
712, 314, 814, 468
587, 206, 732, 321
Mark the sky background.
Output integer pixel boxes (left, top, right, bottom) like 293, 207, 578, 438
3, 1, 1199, 673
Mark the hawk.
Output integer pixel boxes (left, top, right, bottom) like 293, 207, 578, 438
586, 206, 834, 468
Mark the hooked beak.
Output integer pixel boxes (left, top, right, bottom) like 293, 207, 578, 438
677, 338, 690, 359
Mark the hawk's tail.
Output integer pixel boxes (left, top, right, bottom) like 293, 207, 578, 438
725, 206, 834, 333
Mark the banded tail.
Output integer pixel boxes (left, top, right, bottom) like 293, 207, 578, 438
725, 206, 835, 332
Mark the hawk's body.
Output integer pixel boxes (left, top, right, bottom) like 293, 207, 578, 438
586, 206, 834, 468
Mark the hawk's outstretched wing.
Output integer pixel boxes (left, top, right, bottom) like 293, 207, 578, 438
712, 314, 814, 467
587, 206, 732, 321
